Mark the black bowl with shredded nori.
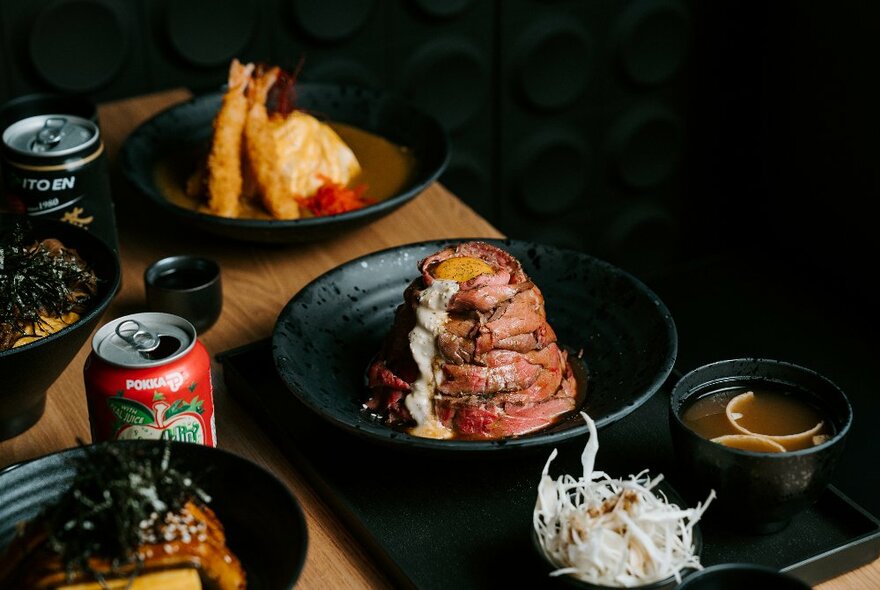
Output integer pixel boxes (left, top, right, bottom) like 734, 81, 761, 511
0, 441, 309, 589
0, 216, 120, 440
0, 220, 98, 349
43, 441, 210, 579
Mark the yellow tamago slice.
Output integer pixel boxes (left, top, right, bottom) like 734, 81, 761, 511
58, 568, 201, 590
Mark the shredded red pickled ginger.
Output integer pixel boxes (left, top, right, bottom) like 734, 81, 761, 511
298, 178, 371, 216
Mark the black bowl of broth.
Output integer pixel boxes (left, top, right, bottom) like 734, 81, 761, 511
669, 359, 852, 534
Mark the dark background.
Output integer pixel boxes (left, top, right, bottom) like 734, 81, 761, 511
1, 0, 877, 515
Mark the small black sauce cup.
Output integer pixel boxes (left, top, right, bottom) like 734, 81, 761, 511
144, 256, 222, 333
675, 563, 810, 589
669, 359, 852, 534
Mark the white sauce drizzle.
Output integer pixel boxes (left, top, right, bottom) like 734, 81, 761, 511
406, 279, 459, 439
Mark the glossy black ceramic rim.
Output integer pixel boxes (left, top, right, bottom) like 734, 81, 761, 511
676, 563, 811, 588
0, 441, 309, 589
119, 85, 450, 232
272, 238, 678, 452
670, 358, 853, 458
144, 255, 221, 293
0, 217, 121, 358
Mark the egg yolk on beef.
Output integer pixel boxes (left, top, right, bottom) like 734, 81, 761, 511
432, 256, 494, 282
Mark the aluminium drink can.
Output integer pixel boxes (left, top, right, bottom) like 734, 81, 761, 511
1, 113, 118, 250
84, 312, 216, 446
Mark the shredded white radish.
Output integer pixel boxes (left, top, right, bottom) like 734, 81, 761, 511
533, 413, 715, 587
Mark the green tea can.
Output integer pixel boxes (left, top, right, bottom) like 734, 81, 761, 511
2, 114, 117, 250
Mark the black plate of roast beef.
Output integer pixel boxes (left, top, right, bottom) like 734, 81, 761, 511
272, 239, 677, 452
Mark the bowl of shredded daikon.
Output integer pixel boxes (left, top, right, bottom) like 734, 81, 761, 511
532, 413, 715, 589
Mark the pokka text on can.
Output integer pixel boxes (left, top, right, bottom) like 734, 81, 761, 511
1, 113, 118, 250
84, 312, 216, 446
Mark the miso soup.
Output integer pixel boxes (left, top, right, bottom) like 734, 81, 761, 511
682, 386, 831, 452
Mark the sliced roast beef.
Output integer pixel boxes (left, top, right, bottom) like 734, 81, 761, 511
436, 395, 576, 439
494, 368, 563, 405
363, 387, 412, 425
367, 360, 411, 391
365, 241, 584, 440
448, 283, 524, 313
483, 289, 545, 341
460, 269, 512, 290
489, 397, 576, 437
439, 356, 542, 395
437, 332, 474, 364
493, 333, 538, 353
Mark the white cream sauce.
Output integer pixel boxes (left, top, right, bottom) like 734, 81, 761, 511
406, 279, 459, 439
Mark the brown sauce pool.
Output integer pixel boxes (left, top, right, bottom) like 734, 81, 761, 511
153, 122, 417, 219
682, 385, 831, 452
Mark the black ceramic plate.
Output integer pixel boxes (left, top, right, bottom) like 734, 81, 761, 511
120, 84, 449, 243
272, 239, 677, 452
0, 442, 308, 589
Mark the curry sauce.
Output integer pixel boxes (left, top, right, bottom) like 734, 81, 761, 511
154, 122, 417, 219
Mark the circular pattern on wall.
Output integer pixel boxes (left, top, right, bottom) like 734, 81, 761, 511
600, 203, 679, 271
29, 0, 127, 92
400, 38, 489, 132
441, 151, 490, 205
616, 0, 689, 86
524, 225, 585, 253
514, 129, 590, 215
301, 58, 378, 88
610, 105, 682, 189
514, 18, 592, 111
412, 0, 473, 19
292, 0, 375, 42
165, 0, 256, 67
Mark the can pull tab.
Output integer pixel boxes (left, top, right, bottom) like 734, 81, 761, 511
32, 117, 68, 152
115, 319, 161, 353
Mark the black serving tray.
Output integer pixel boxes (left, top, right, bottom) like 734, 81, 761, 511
217, 339, 880, 589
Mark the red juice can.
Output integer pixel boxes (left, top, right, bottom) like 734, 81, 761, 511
84, 312, 216, 446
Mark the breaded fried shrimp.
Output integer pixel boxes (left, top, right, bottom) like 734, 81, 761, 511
244, 67, 300, 219
206, 59, 254, 217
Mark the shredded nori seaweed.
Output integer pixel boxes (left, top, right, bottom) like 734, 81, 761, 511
0, 221, 97, 341
41, 442, 210, 580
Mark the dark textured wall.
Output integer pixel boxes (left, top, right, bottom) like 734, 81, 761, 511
2, 0, 874, 281
0, 0, 693, 278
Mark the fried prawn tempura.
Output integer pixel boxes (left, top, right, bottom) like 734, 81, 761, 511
244, 67, 300, 219
206, 59, 254, 218
201, 59, 365, 220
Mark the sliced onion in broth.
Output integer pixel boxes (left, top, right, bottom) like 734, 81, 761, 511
711, 434, 786, 453
724, 391, 824, 450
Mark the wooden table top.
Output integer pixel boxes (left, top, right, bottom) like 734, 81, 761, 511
0, 89, 876, 590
